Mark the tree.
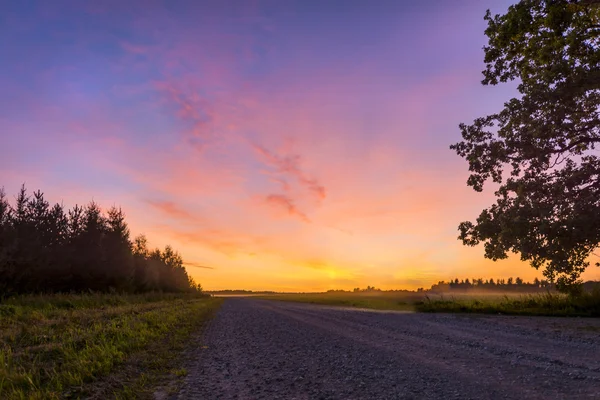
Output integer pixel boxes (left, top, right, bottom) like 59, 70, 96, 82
516, 277, 524, 285
132, 234, 153, 291
45, 203, 69, 290
0, 184, 204, 295
0, 188, 13, 295
104, 206, 134, 290
27, 190, 51, 286
451, 0, 600, 292
77, 202, 107, 290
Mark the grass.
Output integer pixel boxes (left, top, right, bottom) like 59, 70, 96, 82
258, 292, 421, 311
0, 292, 222, 399
416, 291, 600, 317
259, 290, 600, 317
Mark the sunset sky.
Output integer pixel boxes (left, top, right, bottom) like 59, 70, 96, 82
2, 0, 599, 291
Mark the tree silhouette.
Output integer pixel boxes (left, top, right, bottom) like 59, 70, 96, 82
451, 0, 600, 292
0, 185, 204, 296
104, 206, 135, 291
436, 276, 559, 292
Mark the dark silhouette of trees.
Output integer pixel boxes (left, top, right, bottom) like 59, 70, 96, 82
451, 0, 600, 292
0, 185, 203, 296
429, 277, 555, 292
352, 286, 381, 293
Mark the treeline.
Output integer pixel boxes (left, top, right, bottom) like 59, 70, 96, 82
428, 277, 554, 292
0, 185, 203, 296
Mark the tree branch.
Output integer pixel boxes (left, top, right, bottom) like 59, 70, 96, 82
551, 137, 600, 154
579, 0, 600, 6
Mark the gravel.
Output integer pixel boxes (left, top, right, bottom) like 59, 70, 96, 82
175, 298, 600, 400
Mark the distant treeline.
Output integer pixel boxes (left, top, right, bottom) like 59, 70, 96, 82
342, 281, 554, 294
427, 278, 599, 293
0, 185, 203, 296
346, 286, 412, 293
331, 280, 600, 294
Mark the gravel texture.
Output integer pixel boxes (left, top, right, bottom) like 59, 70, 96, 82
175, 298, 600, 400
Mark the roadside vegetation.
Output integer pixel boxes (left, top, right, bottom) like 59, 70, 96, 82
416, 290, 600, 317
259, 292, 419, 311
260, 280, 600, 317
0, 292, 222, 399
0, 185, 220, 398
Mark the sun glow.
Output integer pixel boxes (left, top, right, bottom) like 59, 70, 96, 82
2, 0, 600, 292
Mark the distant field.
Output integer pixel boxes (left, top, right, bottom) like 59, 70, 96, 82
259, 290, 600, 317
418, 291, 600, 317
0, 293, 222, 399
258, 292, 423, 311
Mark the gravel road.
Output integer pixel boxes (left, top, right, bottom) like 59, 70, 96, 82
175, 299, 600, 400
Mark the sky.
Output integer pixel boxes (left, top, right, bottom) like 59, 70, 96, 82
2, 0, 599, 291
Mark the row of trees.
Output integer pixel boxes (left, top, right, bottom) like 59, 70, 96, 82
429, 277, 553, 292
0, 185, 203, 296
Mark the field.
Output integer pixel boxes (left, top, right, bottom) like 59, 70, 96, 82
259, 289, 600, 317
417, 291, 600, 317
257, 291, 422, 311
0, 293, 222, 399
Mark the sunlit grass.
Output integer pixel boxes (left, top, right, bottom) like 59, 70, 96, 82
416, 290, 600, 317
258, 292, 422, 311
0, 293, 222, 399
259, 290, 600, 317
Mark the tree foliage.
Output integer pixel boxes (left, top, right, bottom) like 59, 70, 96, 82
451, 0, 600, 292
0, 185, 204, 296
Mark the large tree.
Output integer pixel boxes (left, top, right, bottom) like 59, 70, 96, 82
451, 0, 600, 292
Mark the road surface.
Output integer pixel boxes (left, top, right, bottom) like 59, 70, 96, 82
175, 299, 600, 399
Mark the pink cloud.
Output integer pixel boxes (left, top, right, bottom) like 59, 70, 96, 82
265, 194, 310, 223
163, 227, 268, 258
145, 200, 205, 223
252, 143, 326, 200
154, 82, 220, 149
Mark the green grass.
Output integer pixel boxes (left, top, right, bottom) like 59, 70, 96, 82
415, 291, 600, 317
0, 293, 222, 399
259, 290, 600, 317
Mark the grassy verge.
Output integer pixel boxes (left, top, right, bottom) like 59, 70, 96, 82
259, 291, 600, 317
258, 293, 418, 311
0, 293, 222, 399
415, 291, 600, 317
